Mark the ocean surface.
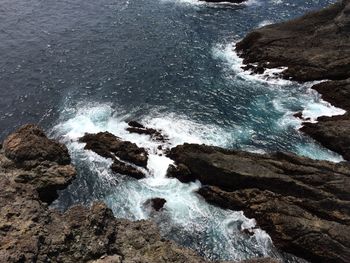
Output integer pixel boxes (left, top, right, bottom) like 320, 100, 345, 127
0, 0, 342, 261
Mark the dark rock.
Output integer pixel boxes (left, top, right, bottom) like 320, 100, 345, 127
300, 79, 350, 161
167, 163, 194, 183
301, 115, 350, 161
311, 79, 350, 112
144, 198, 167, 211
169, 143, 350, 263
3, 124, 71, 165
236, 0, 350, 82
79, 132, 148, 167
128, 120, 145, 129
111, 159, 145, 179
126, 121, 168, 143
293, 112, 303, 119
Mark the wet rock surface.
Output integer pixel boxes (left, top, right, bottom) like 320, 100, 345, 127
0, 126, 280, 263
236, 0, 350, 82
236, 0, 350, 160
300, 79, 350, 161
126, 121, 168, 143
168, 143, 350, 263
143, 197, 167, 212
79, 132, 147, 179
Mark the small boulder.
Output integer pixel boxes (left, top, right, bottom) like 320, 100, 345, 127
143, 198, 167, 212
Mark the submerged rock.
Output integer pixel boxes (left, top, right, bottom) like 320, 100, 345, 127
236, 0, 350, 160
168, 143, 350, 263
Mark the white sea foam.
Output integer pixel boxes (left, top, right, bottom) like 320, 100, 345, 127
212, 42, 293, 85
257, 20, 274, 27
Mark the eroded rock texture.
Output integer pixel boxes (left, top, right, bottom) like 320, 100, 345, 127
168, 143, 350, 263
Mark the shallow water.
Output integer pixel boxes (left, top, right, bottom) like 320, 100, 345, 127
0, 0, 342, 261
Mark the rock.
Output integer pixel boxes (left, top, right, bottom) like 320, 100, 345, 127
128, 120, 145, 129
144, 198, 167, 211
301, 114, 350, 161
168, 143, 350, 263
311, 79, 350, 112
3, 124, 71, 165
1, 125, 76, 204
293, 112, 303, 119
236, 0, 350, 82
167, 163, 194, 183
300, 79, 350, 161
126, 121, 168, 143
236, 1, 350, 161
80, 132, 148, 167
111, 159, 145, 179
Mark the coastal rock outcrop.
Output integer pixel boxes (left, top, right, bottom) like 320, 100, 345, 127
168, 143, 350, 263
236, 0, 350, 82
300, 79, 350, 161
0, 126, 281, 262
236, 0, 350, 160
79, 132, 148, 178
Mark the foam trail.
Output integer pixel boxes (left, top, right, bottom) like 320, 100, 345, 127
213, 42, 346, 162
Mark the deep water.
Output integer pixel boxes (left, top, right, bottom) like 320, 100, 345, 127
0, 0, 342, 261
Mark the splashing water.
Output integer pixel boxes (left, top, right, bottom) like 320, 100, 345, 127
52, 104, 281, 261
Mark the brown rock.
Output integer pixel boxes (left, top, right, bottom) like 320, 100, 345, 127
3, 124, 71, 165
168, 143, 350, 263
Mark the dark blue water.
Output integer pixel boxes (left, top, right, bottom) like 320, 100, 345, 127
0, 0, 341, 261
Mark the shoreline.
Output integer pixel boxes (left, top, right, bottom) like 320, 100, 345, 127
235, 0, 350, 161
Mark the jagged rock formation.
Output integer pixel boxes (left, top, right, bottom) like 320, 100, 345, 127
0, 125, 279, 263
167, 143, 350, 263
236, 0, 350, 160
127, 121, 168, 143
79, 132, 148, 179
